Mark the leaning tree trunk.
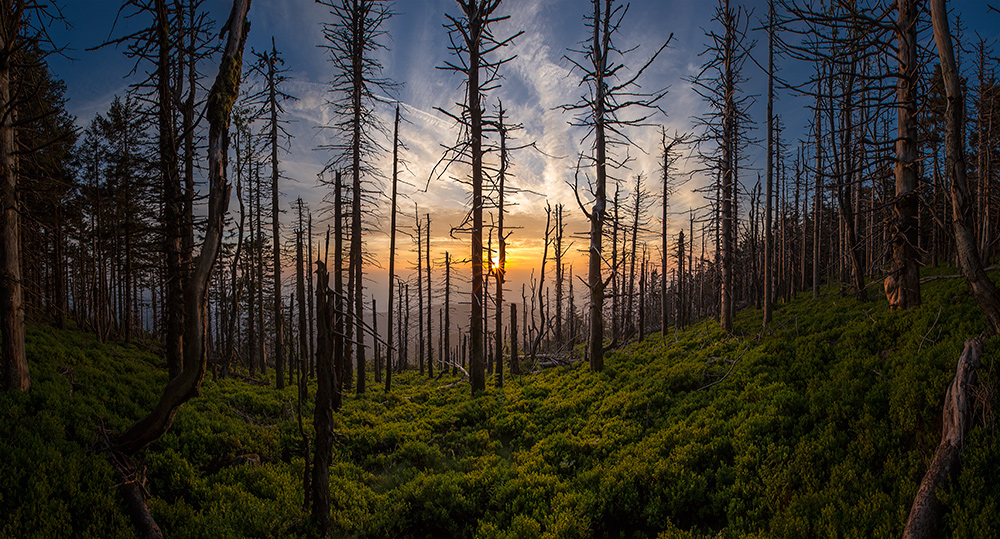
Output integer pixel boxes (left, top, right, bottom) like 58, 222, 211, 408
929, 0, 1000, 334
113, 0, 251, 457
902, 339, 981, 538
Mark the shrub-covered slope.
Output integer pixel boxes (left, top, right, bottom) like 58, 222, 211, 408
2, 271, 998, 538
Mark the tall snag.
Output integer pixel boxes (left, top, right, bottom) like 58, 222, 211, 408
562, 0, 671, 369
929, 0, 1000, 332
437, 0, 520, 394
318, 0, 398, 395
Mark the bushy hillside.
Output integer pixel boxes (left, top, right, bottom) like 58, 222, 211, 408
2, 270, 999, 538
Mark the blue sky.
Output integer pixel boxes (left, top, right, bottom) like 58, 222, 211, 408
46, 0, 1000, 303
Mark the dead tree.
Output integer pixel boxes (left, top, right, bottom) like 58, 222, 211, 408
426, 213, 433, 378
385, 105, 400, 392
112, 0, 252, 456
930, 0, 1000, 333
562, 0, 671, 369
0, 2, 67, 391
659, 129, 687, 335
530, 203, 553, 360
437, 0, 520, 395
902, 339, 981, 538
318, 0, 398, 395
885, 0, 922, 309
689, 0, 754, 331
246, 38, 295, 387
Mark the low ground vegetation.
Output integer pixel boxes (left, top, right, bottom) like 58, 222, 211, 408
2, 268, 998, 538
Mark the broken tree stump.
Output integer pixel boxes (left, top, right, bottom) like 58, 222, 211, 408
902, 338, 981, 539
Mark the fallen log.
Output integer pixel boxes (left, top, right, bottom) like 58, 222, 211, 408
902, 338, 981, 539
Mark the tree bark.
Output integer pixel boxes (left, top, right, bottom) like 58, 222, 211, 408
886, 0, 922, 309
0, 2, 28, 391
902, 339, 981, 538
386, 105, 399, 392
930, 0, 1000, 333
113, 0, 251, 456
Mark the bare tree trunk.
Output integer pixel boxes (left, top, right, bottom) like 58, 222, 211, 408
763, 0, 775, 327
886, 0, 922, 309
426, 214, 433, 378
416, 208, 424, 375
113, 0, 251, 455
586, 0, 610, 371
445, 252, 452, 376
496, 108, 509, 386
385, 106, 399, 392
311, 260, 337, 536
902, 339, 981, 538
467, 3, 486, 395
510, 302, 518, 375
720, 0, 735, 332
930, 0, 1000, 333
266, 44, 285, 389
334, 174, 346, 395
813, 100, 823, 299
531, 204, 552, 359
0, 3, 27, 391
296, 201, 307, 389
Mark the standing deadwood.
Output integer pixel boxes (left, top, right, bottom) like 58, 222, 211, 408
626, 175, 645, 339
267, 42, 289, 389
567, 265, 575, 343
659, 129, 685, 336
311, 261, 338, 536
438, 0, 521, 395
676, 230, 685, 329
153, 0, 186, 382
813, 96, 823, 299
318, 0, 398, 396
530, 203, 553, 359
495, 103, 510, 387
253, 163, 266, 376
402, 281, 410, 370
554, 204, 566, 345
719, 0, 737, 332
225, 111, 251, 377
637, 245, 647, 339
444, 252, 452, 375
415, 206, 424, 375
0, 1, 40, 391
295, 200, 308, 386
902, 339, 981, 538
763, 0, 775, 327
248, 39, 295, 389
333, 174, 346, 394
510, 302, 518, 375
385, 105, 400, 392
688, 0, 750, 331
885, 0, 922, 309
307, 212, 315, 375
372, 297, 379, 383
113, 0, 252, 456
426, 214, 433, 378
562, 0, 671, 370
930, 0, 1000, 333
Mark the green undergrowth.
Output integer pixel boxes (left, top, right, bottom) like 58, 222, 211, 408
2, 267, 999, 538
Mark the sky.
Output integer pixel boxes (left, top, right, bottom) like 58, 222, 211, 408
45, 0, 1000, 312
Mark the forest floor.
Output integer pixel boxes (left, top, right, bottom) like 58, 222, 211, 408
2, 266, 999, 538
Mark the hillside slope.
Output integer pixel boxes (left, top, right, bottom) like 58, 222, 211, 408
2, 271, 998, 538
